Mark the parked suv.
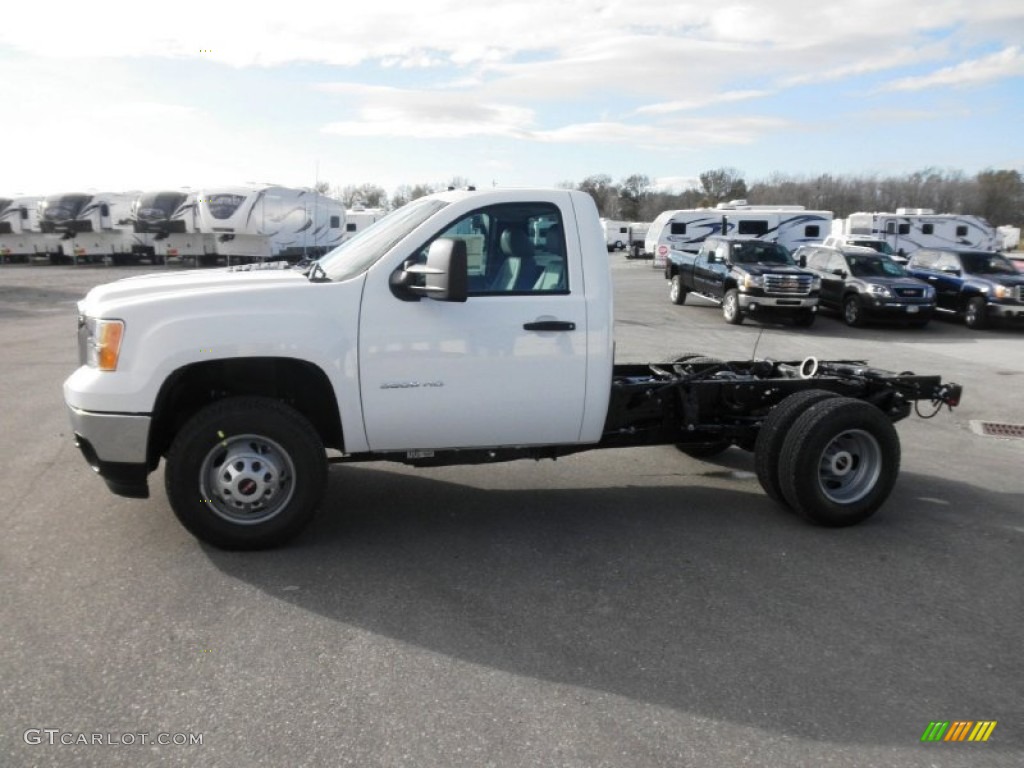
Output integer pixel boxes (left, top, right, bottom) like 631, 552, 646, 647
906, 248, 1024, 329
795, 245, 935, 327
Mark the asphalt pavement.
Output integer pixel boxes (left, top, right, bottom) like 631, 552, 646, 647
1, 259, 1022, 768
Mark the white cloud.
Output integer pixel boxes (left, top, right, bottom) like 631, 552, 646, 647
635, 90, 774, 116
881, 45, 1024, 91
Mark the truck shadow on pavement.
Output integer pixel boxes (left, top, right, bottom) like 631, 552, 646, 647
204, 463, 1022, 750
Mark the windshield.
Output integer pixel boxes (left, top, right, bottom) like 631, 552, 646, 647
319, 197, 449, 282
848, 255, 906, 278
960, 252, 1017, 275
42, 194, 91, 221
136, 192, 187, 222
730, 241, 793, 265
852, 239, 895, 256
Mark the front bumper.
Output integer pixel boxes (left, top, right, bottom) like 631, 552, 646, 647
66, 404, 151, 498
739, 294, 818, 311
863, 299, 936, 319
987, 301, 1024, 320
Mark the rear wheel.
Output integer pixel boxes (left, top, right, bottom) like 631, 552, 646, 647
165, 396, 328, 550
964, 296, 989, 330
722, 289, 743, 324
755, 390, 839, 507
778, 398, 900, 527
669, 275, 687, 305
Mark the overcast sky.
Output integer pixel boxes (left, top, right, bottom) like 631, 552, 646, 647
2, 0, 1022, 197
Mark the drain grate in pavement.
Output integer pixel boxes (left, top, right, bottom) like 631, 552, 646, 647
970, 421, 1024, 439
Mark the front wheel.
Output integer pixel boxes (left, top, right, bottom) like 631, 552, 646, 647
964, 296, 989, 330
778, 398, 900, 527
669, 275, 687, 305
722, 289, 743, 324
842, 295, 864, 327
164, 397, 328, 549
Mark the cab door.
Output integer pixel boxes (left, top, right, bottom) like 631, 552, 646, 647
357, 200, 587, 452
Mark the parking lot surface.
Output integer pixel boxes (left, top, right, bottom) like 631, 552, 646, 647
2, 259, 1022, 767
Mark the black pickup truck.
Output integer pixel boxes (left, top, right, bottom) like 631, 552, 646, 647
665, 236, 821, 326
906, 248, 1024, 329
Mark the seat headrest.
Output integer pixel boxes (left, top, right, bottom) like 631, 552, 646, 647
500, 228, 534, 259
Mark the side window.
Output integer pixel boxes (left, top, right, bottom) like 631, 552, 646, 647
329, 215, 340, 229
898, 223, 910, 235
922, 223, 934, 235
804, 225, 820, 238
955, 225, 968, 237
716, 243, 730, 262
737, 219, 768, 236
935, 253, 960, 271
346, 223, 357, 232
828, 254, 848, 274
670, 222, 687, 235
417, 203, 568, 296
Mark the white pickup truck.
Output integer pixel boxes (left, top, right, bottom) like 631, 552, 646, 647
64, 188, 962, 549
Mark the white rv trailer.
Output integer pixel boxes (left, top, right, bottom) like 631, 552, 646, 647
193, 185, 346, 263
647, 203, 830, 268
838, 209, 998, 257
130, 190, 218, 266
600, 219, 631, 251
37, 191, 139, 264
343, 205, 385, 242
0, 196, 47, 262
996, 225, 1020, 252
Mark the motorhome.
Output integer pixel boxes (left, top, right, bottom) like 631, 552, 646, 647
997, 225, 1020, 252
647, 202, 831, 268
130, 190, 217, 266
837, 209, 998, 258
37, 192, 138, 264
600, 219, 631, 251
344, 206, 384, 241
193, 185, 346, 263
0, 196, 47, 262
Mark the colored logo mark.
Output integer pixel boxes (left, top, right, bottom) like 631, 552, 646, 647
921, 721, 997, 742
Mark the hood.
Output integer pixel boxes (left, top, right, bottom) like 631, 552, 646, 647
79, 265, 309, 314
733, 263, 808, 277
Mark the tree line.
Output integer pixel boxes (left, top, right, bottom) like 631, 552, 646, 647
317, 168, 1024, 226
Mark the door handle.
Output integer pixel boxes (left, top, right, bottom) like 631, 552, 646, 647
523, 320, 576, 332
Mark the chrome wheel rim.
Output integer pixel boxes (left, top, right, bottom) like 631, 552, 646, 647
670, 279, 679, 302
199, 434, 296, 524
815, 429, 881, 504
724, 294, 737, 320
844, 299, 859, 324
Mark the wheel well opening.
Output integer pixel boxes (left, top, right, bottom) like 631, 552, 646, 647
147, 358, 343, 466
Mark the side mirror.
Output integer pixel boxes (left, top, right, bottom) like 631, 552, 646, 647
797, 255, 806, 267
832, 268, 847, 278
392, 238, 468, 302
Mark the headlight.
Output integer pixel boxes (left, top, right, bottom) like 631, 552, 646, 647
741, 274, 763, 291
82, 317, 125, 371
993, 285, 1014, 300
811, 276, 822, 291
923, 284, 936, 298
866, 284, 892, 297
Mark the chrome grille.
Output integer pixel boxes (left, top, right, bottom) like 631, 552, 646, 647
1016, 286, 1023, 303
764, 274, 813, 295
896, 287, 924, 298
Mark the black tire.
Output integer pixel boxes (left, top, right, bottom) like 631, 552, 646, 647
778, 398, 900, 527
842, 295, 864, 327
792, 309, 816, 327
755, 389, 839, 507
964, 296, 989, 330
669, 275, 687, 305
722, 288, 743, 324
164, 397, 328, 550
